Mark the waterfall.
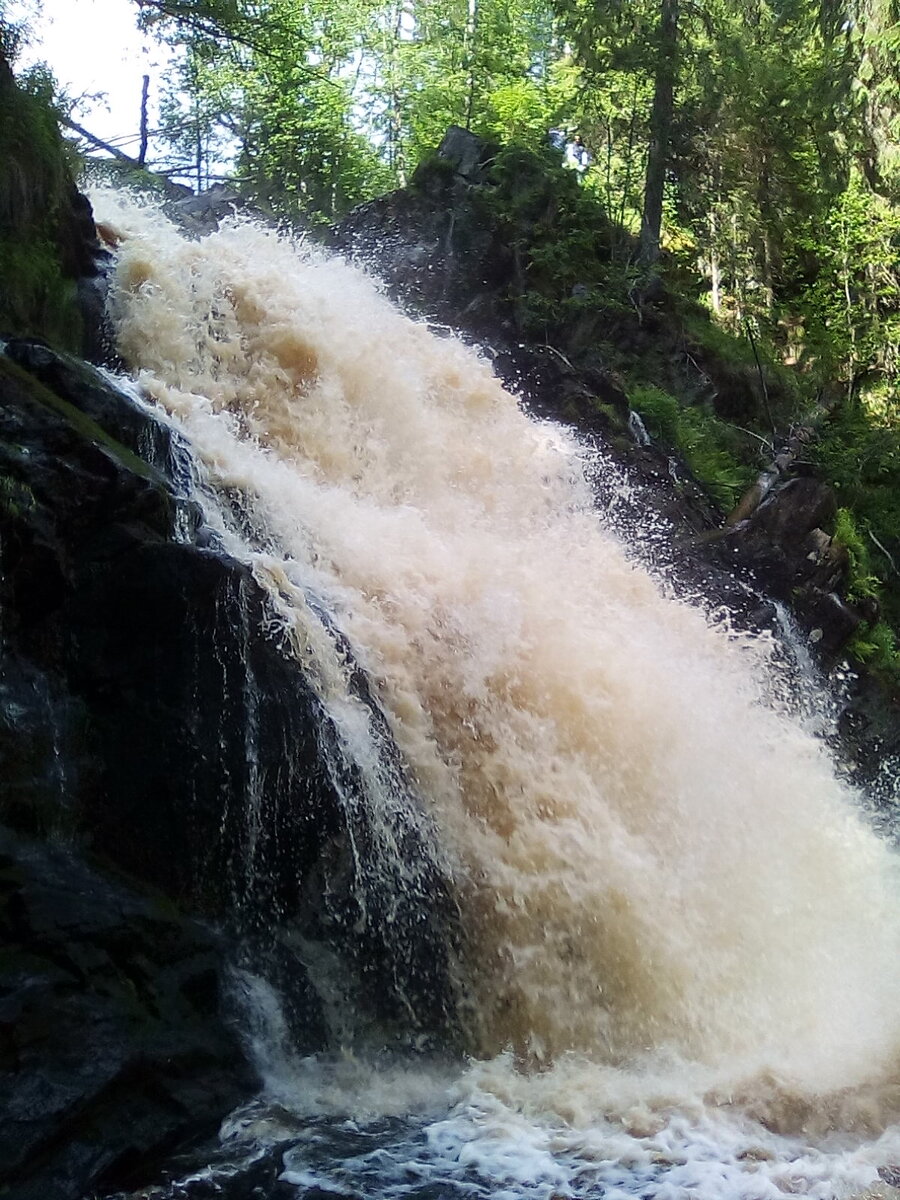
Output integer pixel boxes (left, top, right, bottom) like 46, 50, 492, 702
95, 190, 900, 1196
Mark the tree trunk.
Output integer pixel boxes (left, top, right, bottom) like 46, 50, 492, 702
639, 0, 678, 268
139, 74, 150, 165
756, 147, 776, 316
710, 250, 722, 315
463, 0, 479, 129
60, 115, 142, 166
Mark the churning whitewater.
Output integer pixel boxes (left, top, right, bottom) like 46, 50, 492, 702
97, 190, 900, 1197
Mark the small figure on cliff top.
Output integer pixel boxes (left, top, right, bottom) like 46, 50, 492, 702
565, 134, 591, 175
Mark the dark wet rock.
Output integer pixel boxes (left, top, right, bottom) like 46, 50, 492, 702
709, 475, 865, 660
718, 476, 838, 590
0, 342, 461, 1026
838, 669, 900, 790
4, 336, 188, 480
0, 340, 462, 1196
164, 184, 250, 238
793, 587, 863, 658
0, 825, 253, 1200
723, 481, 840, 585
427, 124, 499, 183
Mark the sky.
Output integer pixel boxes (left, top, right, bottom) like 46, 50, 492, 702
9, 0, 173, 156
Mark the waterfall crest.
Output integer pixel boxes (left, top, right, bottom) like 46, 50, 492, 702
97, 191, 900, 1128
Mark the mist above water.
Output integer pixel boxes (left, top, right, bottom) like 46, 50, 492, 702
97, 192, 900, 1179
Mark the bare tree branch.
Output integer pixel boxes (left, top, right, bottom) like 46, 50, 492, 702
60, 114, 144, 166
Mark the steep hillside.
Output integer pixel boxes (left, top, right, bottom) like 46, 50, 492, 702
332, 127, 900, 774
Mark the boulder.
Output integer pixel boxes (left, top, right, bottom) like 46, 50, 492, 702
163, 184, 249, 238
431, 124, 498, 183
0, 826, 254, 1200
707, 475, 865, 658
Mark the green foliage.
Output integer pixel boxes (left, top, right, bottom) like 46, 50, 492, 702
814, 391, 900, 674
139, 0, 572, 218
680, 309, 757, 371
141, 0, 395, 216
472, 142, 635, 332
134, 0, 900, 381
834, 501, 900, 680
796, 174, 900, 385
820, 407, 900, 678
0, 0, 35, 62
678, 304, 807, 427
832, 506, 880, 603
629, 382, 755, 508
850, 0, 900, 192
816, 388, 900, 608
0, 59, 82, 350
849, 620, 900, 676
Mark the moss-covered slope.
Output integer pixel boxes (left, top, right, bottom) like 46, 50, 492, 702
0, 51, 100, 353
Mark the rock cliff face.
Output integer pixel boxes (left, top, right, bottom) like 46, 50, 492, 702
0, 51, 109, 360
0, 342, 256, 1195
0, 826, 252, 1200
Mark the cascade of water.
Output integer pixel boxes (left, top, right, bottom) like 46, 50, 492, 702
109, 373, 464, 1051
95, 189, 900, 1195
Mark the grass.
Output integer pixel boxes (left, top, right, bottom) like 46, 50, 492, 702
629, 382, 756, 510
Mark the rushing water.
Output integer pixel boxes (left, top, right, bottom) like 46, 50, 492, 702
96, 191, 900, 1199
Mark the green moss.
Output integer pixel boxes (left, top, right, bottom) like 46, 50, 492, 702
410, 150, 458, 191
677, 306, 807, 425
0, 472, 36, 517
0, 238, 82, 349
594, 400, 628, 432
630, 383, 680, 442
0, 63, 83, 350
680, 309, 760, 370
630, 382, 755, 509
